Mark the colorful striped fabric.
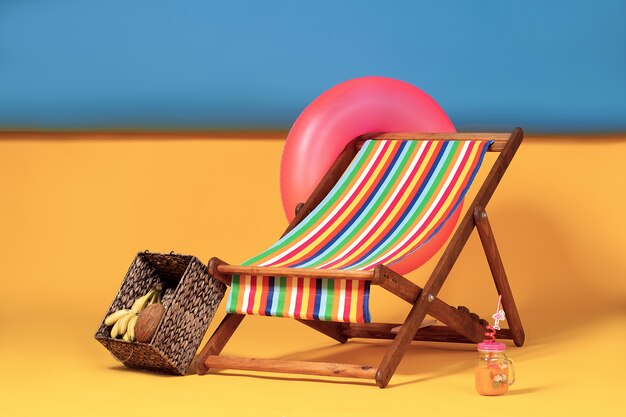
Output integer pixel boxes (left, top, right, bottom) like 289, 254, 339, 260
226, 139, 493, 323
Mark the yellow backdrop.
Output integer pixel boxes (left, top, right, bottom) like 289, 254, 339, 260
0, 133, 624, 416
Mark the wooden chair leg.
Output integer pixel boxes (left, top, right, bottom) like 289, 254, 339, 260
474, 206, 525, 346
195, 313, 245, 374
375, 292, 432, 388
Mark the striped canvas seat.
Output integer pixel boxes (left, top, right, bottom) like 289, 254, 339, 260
226, 139, 493, 323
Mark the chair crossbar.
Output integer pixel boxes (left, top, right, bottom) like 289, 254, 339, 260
216, 264, 373, 281
203, 355, 378, 380
358, 132, 510, 152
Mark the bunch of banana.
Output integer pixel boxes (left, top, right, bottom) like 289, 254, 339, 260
105, 285, 162, 342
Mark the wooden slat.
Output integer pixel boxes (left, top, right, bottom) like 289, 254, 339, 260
495, 328, 514, 340
474, 206, 525, 346
373, 265, 421, 303
344, 324, 515, 343
217, 264, 374, 280
345, 324, 477, 344
203, 355, 377, 380
358, 132, 510, 152
362, 132, 512, 140
374, 128, 524, 388
428, 297, 486, 344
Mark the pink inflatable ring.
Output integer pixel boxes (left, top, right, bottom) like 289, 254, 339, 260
280, 76, 458, 274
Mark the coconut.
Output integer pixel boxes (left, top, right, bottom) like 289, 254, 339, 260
135, 303, 165, 343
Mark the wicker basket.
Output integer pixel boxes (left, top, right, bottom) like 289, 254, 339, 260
95, 252, 225, 375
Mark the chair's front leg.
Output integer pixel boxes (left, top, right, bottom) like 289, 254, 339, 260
195, 313, 245, 374
474, 206, 525, 346
375, 291, 433, 388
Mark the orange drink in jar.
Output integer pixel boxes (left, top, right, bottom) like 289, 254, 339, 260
475, 341, 515, 396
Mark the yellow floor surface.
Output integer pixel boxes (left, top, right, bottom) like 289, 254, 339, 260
0, 133, 624, 416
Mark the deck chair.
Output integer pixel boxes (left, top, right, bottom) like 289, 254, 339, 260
196, 128, 525, 388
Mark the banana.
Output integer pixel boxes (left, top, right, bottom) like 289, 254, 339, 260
104, 309, 131, 326
147, 291, 156, 306
117, 311, 133, 335
131, 289, 154, 313
127, 315, 138, 342
147, 285, 164, 305
110, 319, 121, 338
105, 288, 161, 339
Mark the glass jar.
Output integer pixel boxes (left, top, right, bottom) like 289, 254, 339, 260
475, 342, 515, 396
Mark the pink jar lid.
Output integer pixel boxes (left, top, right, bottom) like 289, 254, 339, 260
477, 341, 506, 351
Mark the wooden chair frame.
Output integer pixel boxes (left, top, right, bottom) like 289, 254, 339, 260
196, 128, 525, 388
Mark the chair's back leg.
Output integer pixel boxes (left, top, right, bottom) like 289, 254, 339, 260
474, 206, 525, 346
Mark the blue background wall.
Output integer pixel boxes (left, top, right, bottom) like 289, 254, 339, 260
1, 0, 625, 132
